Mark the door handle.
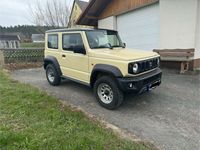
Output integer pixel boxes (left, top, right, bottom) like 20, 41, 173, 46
62, 54, 66, 58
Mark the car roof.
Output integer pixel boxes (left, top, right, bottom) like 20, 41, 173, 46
46, 28, 117, 33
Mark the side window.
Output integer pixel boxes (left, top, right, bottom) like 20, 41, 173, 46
62, 33, 84, 51
48, 34, 58, 49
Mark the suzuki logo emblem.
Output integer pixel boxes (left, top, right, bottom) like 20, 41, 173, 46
149, 61, 153, 68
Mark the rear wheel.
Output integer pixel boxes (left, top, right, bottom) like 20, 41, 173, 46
46, 64, 61, 86
94, 76, 124, 109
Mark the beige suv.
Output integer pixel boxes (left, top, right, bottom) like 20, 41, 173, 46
44, 28, 162, 109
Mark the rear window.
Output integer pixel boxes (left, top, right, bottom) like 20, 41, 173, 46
48, 34, 58, 49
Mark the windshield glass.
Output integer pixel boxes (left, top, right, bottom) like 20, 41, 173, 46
85, 30, 123, 49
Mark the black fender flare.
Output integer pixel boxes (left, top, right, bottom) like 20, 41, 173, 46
44, 56, 62, 76
90, 64, 123, 87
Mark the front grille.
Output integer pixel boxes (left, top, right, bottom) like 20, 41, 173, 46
128, 57, 159, 74
139, 58, 158, 73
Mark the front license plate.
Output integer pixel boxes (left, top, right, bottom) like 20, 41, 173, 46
147, 80, 161, 91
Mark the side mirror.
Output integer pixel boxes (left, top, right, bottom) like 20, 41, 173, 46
73, 45, 86, 55
123, 43, 126, 48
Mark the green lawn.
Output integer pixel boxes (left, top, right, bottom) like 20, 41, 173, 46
0, 71, 150, 150
20, 42, 44, 48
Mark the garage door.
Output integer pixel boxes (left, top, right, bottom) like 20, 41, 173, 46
117, 3, 160, 51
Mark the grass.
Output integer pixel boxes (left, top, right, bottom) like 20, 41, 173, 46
0, 71, 150, 150
20, 42, 44, 48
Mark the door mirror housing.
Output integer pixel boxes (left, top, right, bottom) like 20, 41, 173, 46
73, 45, 86, 55
122, 43, 126, 48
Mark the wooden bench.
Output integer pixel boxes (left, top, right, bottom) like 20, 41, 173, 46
153, 49, 195, 73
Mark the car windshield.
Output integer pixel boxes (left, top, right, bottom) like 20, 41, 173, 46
85, 30, 124, 49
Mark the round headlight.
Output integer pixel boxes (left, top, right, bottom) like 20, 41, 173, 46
132, 63, 139, 73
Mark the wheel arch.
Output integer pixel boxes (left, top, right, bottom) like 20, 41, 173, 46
90, 64, 123, 87
44, 56, 62, 76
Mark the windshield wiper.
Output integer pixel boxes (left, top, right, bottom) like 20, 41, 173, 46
112, 45, 122, 47
109, 45, 125, 49
92, 46, 110, 49
91, 44, 124, 49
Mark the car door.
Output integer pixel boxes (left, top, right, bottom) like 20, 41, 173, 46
60, 32, 89, 83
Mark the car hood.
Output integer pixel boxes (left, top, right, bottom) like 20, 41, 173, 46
89, 48, 159, 61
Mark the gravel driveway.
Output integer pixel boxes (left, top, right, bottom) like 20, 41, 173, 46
11, 68, 200, 150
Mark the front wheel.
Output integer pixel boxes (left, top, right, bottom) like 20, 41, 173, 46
93, 76, 124, 110
46, 64, 61, 86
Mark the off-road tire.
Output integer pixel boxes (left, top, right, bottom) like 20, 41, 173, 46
46, 64, 61, 86
93, 76, 124, 109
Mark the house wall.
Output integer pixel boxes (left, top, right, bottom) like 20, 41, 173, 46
0, 40, 20, 49
98, 16, 117, 30
0, 41, 4, 48
0, 41, 7, 48
68, 3, 82, 28
195, 0, 200, 59
160, 0, 198, 51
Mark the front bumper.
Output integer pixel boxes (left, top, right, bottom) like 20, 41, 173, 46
117, 68, 162, 93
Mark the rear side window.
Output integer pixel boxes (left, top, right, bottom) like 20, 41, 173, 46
62, 34, 84, 51
48, 34, 58, 49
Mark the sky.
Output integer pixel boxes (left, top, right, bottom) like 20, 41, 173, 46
0, 0, 88, 27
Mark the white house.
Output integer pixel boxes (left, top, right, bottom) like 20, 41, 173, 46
77, 0, 200, 70
31, 34, 45, 43
0, 34, 20, 49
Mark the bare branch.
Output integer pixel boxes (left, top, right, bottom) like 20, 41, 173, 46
28, 0, 70, 27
